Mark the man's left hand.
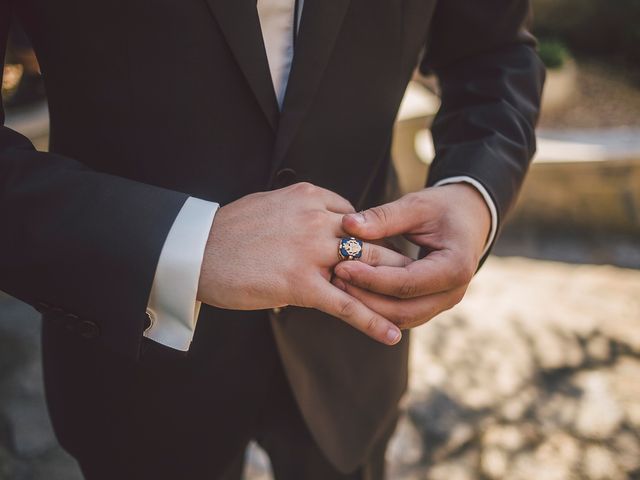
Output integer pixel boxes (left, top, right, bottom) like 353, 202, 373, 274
333, 184, 491, 330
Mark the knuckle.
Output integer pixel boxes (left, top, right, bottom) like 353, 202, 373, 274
338, 298, 357, 319
395, 308, 416, 328
365, 246, 379, 265
452, 289, 466, 305
293, 182, 316, 194
451, 261, 474, 285
404, 192, 422, 208
398, 279, 418, 298
365, 315, 378, 333
355, 273, 374, 291
405, 192, 428, 213
462, 265, 475, 284
448, 287, 468, 308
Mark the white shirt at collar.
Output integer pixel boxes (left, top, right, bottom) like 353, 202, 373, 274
144, 0, 497, 351
257, 0, 304, 108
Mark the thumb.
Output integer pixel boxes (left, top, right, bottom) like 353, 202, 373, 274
342, 195, 420, 240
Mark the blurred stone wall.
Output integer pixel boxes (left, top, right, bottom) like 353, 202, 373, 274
507, 158, 640, 236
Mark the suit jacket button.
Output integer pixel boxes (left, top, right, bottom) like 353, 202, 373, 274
76, 320, 100, 339
274, 168, 297, 188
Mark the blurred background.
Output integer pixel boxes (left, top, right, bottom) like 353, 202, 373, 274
1, 1, 639, 479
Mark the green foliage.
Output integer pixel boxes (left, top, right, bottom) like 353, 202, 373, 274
532, 0, 640, 66
538, 40, 570, 69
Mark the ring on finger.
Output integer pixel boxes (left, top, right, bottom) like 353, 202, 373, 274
338, 237, 363, 261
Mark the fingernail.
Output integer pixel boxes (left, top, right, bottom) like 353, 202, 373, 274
386, 328, 401, 345
348, 212, 366, 224
333, 278, 347, 291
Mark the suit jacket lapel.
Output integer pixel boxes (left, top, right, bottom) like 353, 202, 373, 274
203, 0, 279, 131
270, 0, 351, 175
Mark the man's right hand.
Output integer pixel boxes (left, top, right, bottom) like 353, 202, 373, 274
197, 182, 408, 345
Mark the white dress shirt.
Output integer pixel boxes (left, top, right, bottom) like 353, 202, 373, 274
144, 0, 498, 351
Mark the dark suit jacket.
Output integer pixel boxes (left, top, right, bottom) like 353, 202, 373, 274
0, 0, 544, 472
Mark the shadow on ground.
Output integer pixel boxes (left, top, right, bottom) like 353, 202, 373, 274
1, 246, 639, 479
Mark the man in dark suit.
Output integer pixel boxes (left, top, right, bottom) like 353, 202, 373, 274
0, 0, 544, 478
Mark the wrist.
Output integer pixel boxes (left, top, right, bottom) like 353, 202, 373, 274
196, 206, 224, 305
435, 183, 492, 256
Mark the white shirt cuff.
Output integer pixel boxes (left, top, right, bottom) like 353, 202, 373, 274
145, 197, 219, 351
434, 176, 498, 258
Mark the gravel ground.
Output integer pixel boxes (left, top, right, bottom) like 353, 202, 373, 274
539, 61, 640, 129
389, 256, 640, 480
1, 256, 639, 479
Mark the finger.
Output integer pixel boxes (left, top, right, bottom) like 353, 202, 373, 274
327, 212, 350, 237
309, 277, 402, 346
327, 237, 412, 269
358, 243, 413, 268
333, 278, 466, 329
342, 193, 423, 240
313, 185, 356, 214
334, 251, 474, 299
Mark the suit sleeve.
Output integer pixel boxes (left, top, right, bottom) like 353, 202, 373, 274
0, 2, 189, 360
421, 0, 545, 256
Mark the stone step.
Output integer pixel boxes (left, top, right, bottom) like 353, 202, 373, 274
394, 84, 640, 235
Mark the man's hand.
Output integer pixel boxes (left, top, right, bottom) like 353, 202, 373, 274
197, 182, 410, 345
333, 183, 491, 329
